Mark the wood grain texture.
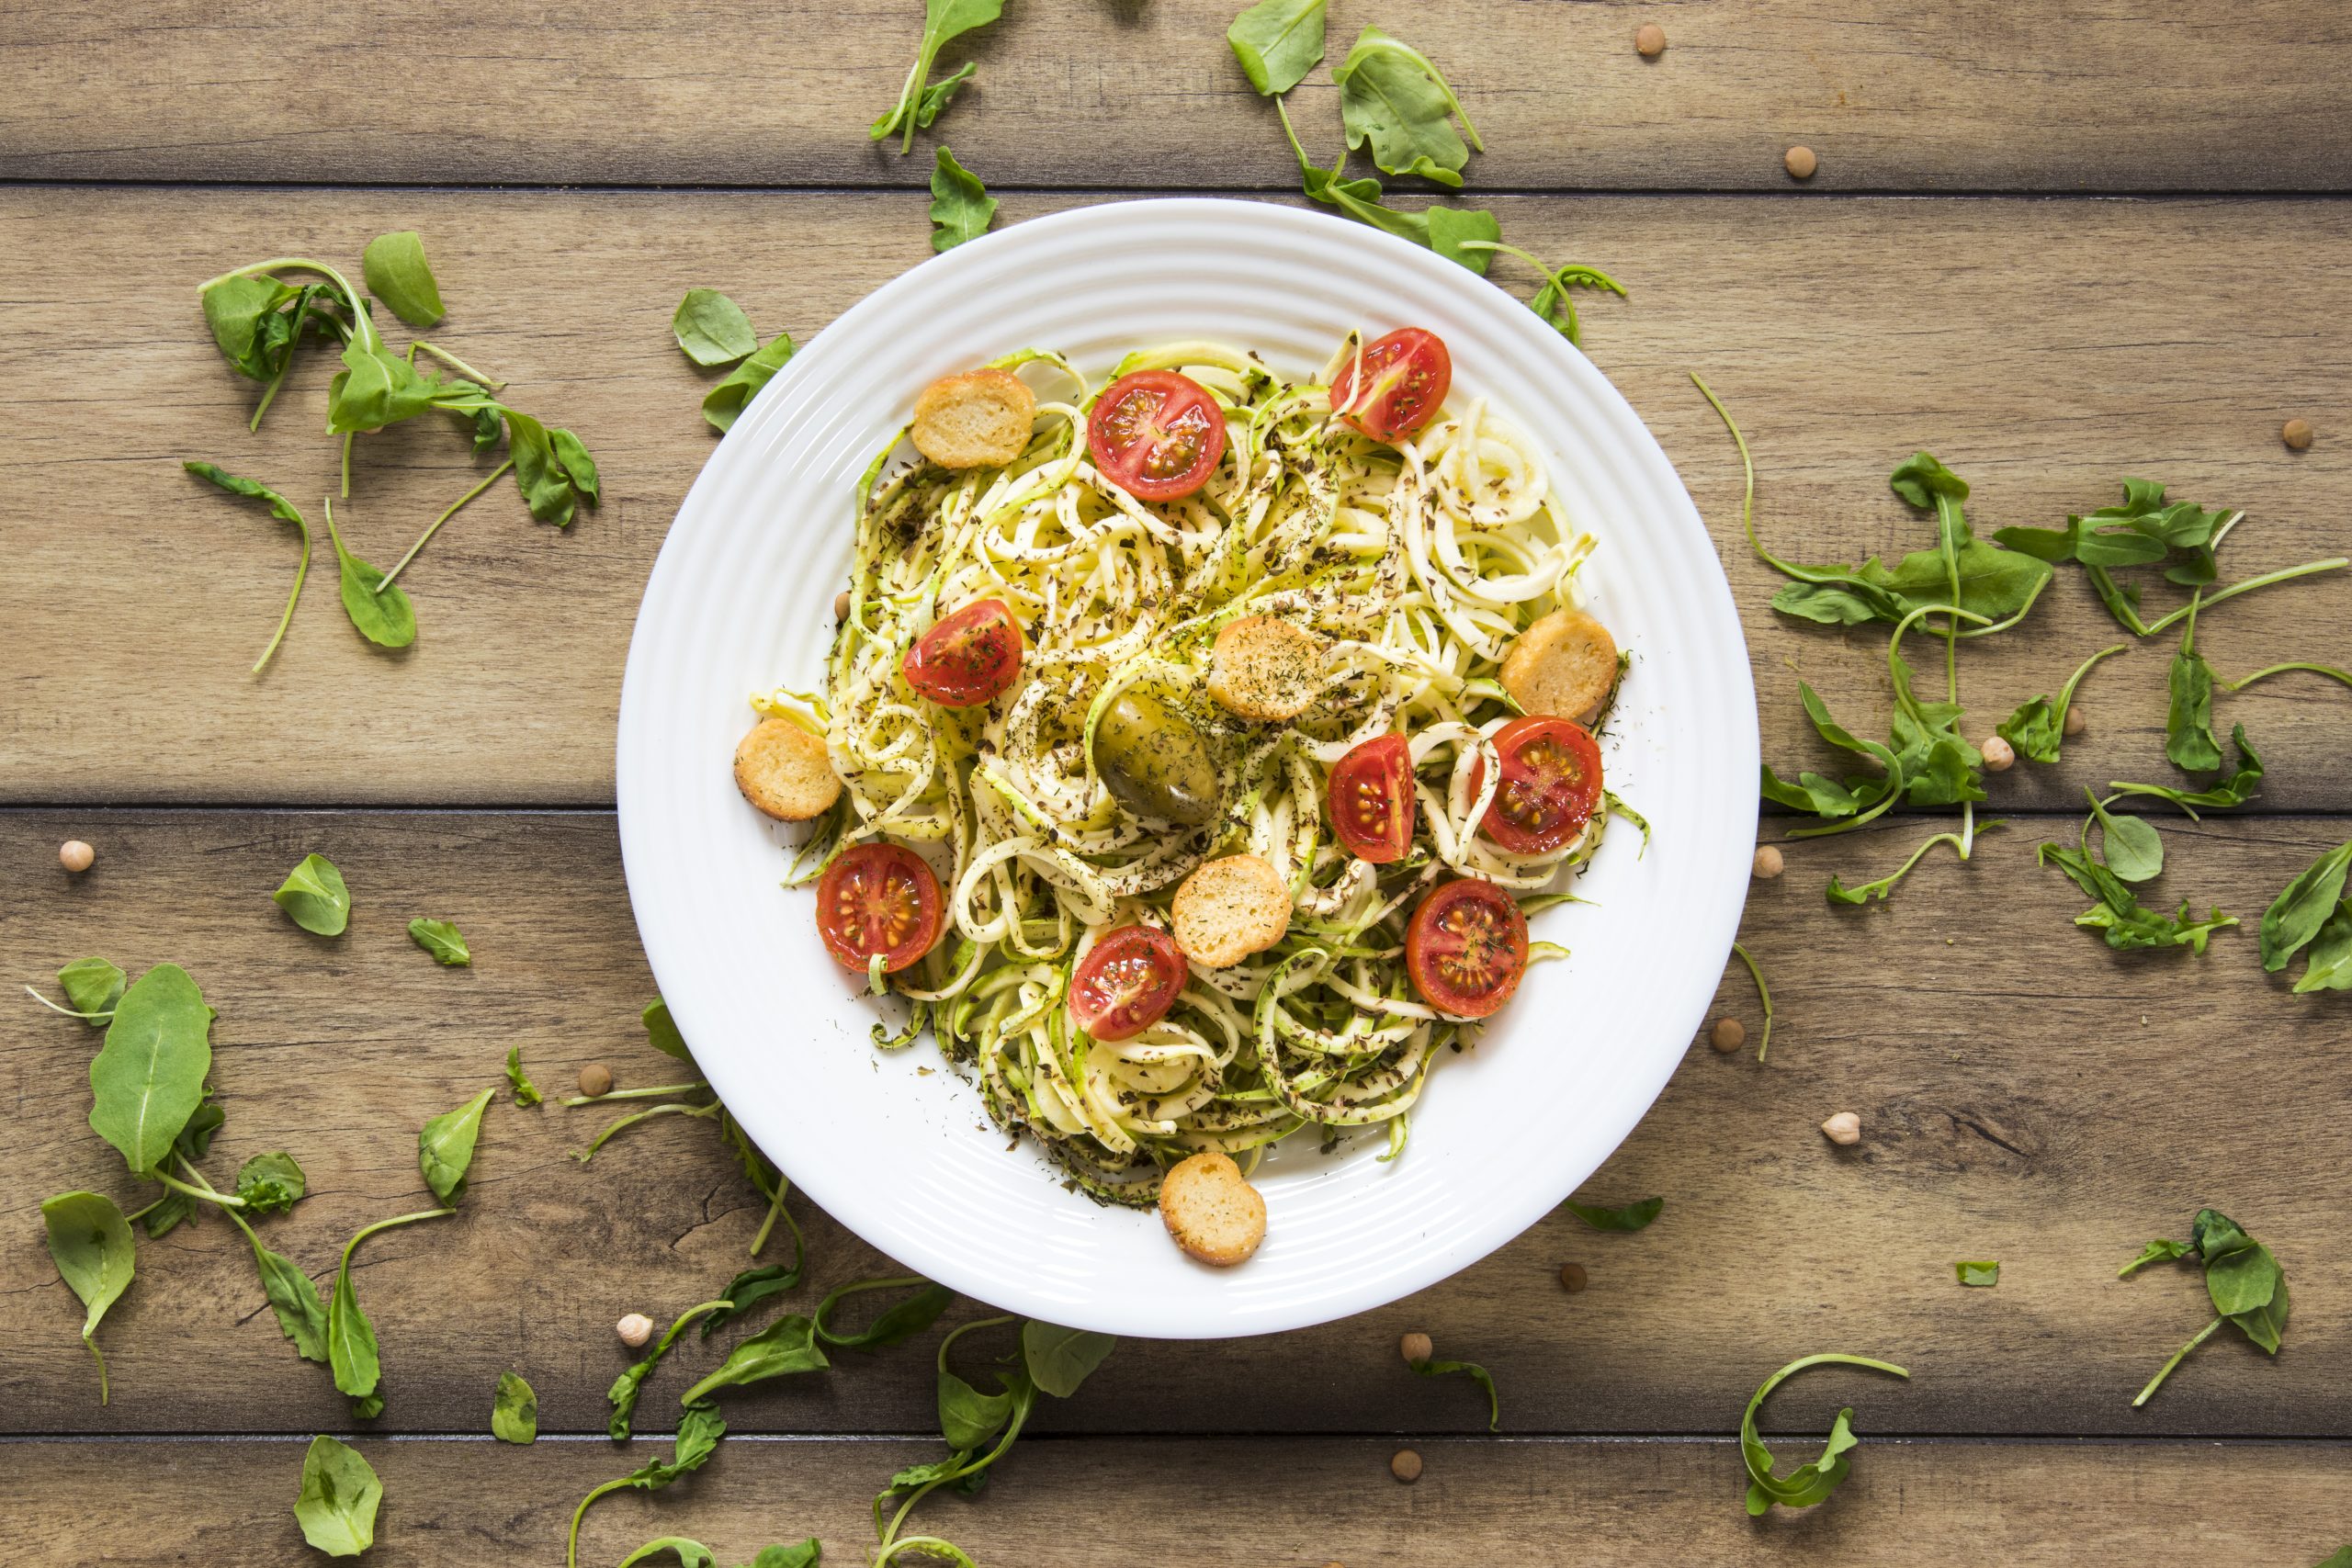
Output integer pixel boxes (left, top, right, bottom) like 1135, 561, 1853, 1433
4, 2, 2350, 191
10, 1434, 2352, 1567
9, 809, 2350, 1438
3, 187, 2347, 808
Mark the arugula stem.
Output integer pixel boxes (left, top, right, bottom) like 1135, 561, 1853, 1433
566, 1475, 632, 1568
1454, 242, 1627, 344
1729, 941, 1772, 1062
2226, 660, 2352, 694
122, 1194, 169, 1224
750, 1178, 795, 1258
570, 1100, 723, 1162
196, 257, 378, 353
254, 511, 313, 674
2132, 1314, 2222, 1407
1935, 492, 1964, 705
2138, 558, 2348, 637
374, 458, 514, 592
251, 350, 298, 434
23, 984, 113, 1021
406, 340, 507, 389
876, 1540, 979, 1568
561, 1079, 709, 1106
339, 434, 354, 500
1691, 373, 1821, 584
152, 1168, 244, 1209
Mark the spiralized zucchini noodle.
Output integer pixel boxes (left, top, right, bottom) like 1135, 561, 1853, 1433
760, 339, 1630, 1206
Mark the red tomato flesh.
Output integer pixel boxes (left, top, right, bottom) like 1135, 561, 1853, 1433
902, 598, 1023, 707
1069, 924, 1187, 1043
817, 842, 943, 975
1468, 716, 1604, 855
1328, 733, 1416, 863
1405, 878, 1529, 1020
1331, 328, 1452, 443
1087, 370, 1227, 501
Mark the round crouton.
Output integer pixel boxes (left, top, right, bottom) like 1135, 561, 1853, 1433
910, 367, 1036, 470
1206, 615, 1323, 722
1170, 853, 1291, 968
1159, 1150, 1266, 1267
732, 716, 842, 821
1499, 608, 1619, 723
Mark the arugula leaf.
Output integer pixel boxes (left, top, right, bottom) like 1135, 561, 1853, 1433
673, 289, 759, 367
419, 1088, 495, 1206
2128, 1209, 2290, 1405
619, 1540, 718, 1568
185, 461, 314, 672
680, 1313, 830, 1405
504, 410, 587, 527
814, 1276, 956, 1351
56, 956, 126, 1026
1020, 1320, 1116, 1397
1422, 206, 1501, 276
140, 1100, 228, 1237
1453, 242, 1626, 345
2291, 901, 2352, 993
1954, 1261, 1999, 1287
2258, 839, 2352, 973
2312, 1549, 2352, 1568
609, 1298, 735, 1439
407, 917, 470, 965
88, 964, 214, 1176
236, 1151, 308, 1214
1407, 1353, 1499, 1430
1273, 99, 1493, 272
704, 333, 798, 434
492, 1370, 539, 1443
1738, 1353, 1909, 1516
327, 338, 449, 434
2110, 725, 2264, 818
2118, 1237, 2192, 1278
1227, 0, 1327, 96
645, 998, 696, 1061
240, 1218, 330, 1361
2037, 842, 2236, 953
1996, 643, 2126, 765
322, 502, 417, 649
1561, 1195, 1662, 1232
870, 0, 1004, 152
275, 853, 353, 937
329, 1208, 455, 1415
505, 1047, 543, 1106
41, 1190, 134, 1404
571, 1403, 730, 1568
295, 1435, 383, 1557
2164, 598, 2222, 771
1826, 827, 1982, 906
929, 146, 997, 253
698, 1258, 805, 1343
1759, 682, 1904, 831
2086, 792, 2164, 884
362, 231, 446, 330
1332, 27, 1483, 186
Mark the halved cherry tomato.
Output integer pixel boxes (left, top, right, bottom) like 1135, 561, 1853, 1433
1327, 733, 1416, 863
1330, 327, 1452, 443
1406, 877, 1529, 1019
1467, 716, 1604, 855
1068, 924, 1187, 1043
816, 842, 942, 975
1087, 370, 1227, 501
902, 598, 1023, 707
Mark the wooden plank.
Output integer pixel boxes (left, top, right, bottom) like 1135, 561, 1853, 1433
4, 2, 2349, 191
2, 187, 2347, 808
11, 1434, 2352, 1567
8, 808, 2349, 1438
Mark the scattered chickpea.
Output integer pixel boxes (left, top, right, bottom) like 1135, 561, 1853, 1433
1821, 1111, 1862, 1146
2063, 705, 2088, 738
834, 589, 852, 620
59, 840, 96, 874
616, 1312, 655, 1348
1390, 1449, 1423, 1483
1752, 844, 1785, 880
1710, 1016, 1747, 1054
1980, 735, 2016, 773
1634, 22, 1668, 57
1399, 1330, 1433, 1365
578, 1063, 616, 1098
1558, 1261, 1589, 1293
2283, 418, 2314, 451
1784, 145, 1818, 180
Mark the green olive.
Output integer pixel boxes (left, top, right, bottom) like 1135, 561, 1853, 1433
1092, 691, 1219, 826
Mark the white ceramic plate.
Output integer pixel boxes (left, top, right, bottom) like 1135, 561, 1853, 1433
616, 198, 1756, 1339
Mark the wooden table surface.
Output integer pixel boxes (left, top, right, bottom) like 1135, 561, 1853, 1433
7, 4, 2351, 1562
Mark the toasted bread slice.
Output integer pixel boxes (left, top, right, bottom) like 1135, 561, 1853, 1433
1171, 853, 1291, 967
910, 367, 1036, 470
733, 716, 842, 821
1206, 615, 1323, 722
1159, 1150, 1266, 1267
1499, 607, 1619, 723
